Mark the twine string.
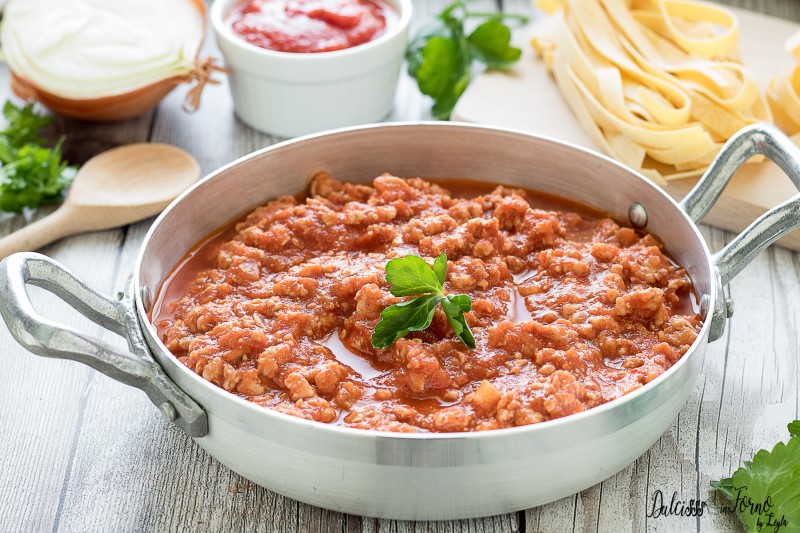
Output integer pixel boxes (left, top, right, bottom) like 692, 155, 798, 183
183, 57, 230, 113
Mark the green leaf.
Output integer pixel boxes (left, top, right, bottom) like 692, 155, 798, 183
2, 101, 51, 147
438, 0, 465, 22
371, 294, 441, 349
789, 420, 800, 439
710, 476, 735, 499
0, 102, 73, 213
467, 19, 523, 68
406, 20, 450, 78
385, 255, 443, 297
433, 252, 447, 286
374, 252, 475, 350
445, 293, 471, 313
416, 36, 468, 112
412, 12, 470, 121
711, 429, 800, 533
430, 69, 470, 120
404, 1, 524, 120
441, 295, 476, 349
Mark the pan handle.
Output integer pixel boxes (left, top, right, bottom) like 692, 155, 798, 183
679, 124, 800, 341
0, 252, 208, 437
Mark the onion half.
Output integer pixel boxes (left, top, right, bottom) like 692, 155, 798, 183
1, 0, 207, 121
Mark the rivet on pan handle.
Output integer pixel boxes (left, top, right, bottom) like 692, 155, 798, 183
0, 252, 208, 437
679, 124, 800, 341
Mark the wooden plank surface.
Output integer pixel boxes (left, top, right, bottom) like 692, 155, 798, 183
0, 1, 797, 532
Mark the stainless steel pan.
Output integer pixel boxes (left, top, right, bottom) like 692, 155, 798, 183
2, 123, 799, 520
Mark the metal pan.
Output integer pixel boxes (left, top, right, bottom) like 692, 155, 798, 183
2, 123, 799, 520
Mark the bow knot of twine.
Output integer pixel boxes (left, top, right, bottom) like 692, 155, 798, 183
183, 57, 230, 113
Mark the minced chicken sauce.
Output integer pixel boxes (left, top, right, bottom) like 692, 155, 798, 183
153, 174, 702, 433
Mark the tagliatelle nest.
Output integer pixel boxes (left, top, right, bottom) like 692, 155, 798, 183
768, 31, 800, 140
531, 0, 770, 186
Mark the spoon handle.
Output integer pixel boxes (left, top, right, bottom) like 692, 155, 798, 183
0, 207, 78, 260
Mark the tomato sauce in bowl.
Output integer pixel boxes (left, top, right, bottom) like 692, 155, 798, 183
228, 0, 393, 53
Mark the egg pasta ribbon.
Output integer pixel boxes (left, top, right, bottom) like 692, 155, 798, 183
532, 0, 769, 184
768, 30, 800, 142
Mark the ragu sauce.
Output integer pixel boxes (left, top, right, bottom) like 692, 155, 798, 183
152, 174, 702, 433
228, 0, 393, 53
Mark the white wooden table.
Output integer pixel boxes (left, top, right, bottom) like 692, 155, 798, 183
2, 1, 799, 531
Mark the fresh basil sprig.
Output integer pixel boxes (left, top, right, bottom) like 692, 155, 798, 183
371, 253, 476, 349
406, 1, 528, 120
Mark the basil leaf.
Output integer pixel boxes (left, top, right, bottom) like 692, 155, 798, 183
467, 19, 522, 68
385, 254, 443, 296
790, 420, 800, 439
371, 295, 441, 349
433, 252, 447, 286
441, 295, 475, 349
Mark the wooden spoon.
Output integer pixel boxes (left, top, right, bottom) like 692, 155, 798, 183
0, 143, 200, 259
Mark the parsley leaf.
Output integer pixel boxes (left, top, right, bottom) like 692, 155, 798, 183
441, 294, 475, 349
372, 294, 441, 349
406, 1, 528, 120
416, 37, 469, 120
1, 101, 51, 148
711, 421, 800, 532
0, 102, 76, 213
371, 253, 475, 349
467, 19, 522, 67
385, 253, 443, 297
433, 252, 447, 286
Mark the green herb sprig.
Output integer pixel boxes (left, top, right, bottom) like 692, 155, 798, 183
371, 253, 475, 350
711, 420, 800, 532
406, 1, 528, 120
0, 102, 76, 213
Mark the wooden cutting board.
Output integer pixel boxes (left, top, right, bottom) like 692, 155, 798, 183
453, 7, 800, 250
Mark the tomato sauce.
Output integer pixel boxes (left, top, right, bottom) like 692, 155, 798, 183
228, 0, 392, 53
152, 174, 702, 433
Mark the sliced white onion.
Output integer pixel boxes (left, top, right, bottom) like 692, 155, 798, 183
1, 0, 205, 99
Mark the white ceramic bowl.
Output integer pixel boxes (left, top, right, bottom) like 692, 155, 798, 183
211, 0, 412, 137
